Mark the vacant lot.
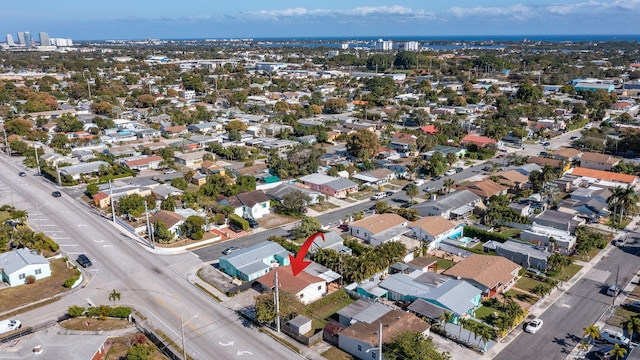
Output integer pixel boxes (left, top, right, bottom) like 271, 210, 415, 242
0, 258, 78, 313
260, 213, 298, 229
60, 318, 134, 331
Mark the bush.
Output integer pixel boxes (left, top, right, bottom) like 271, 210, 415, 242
213, 213, 226, 225
110, 306, 132, 319
229, 214, 249, 231
126, 344, 155, 360
68, 305, 85, 317
64, 270, 81, 288
464, 226, 511, 243
25, 275, 36, 284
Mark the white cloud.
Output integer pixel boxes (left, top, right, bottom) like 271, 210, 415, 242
244, 5, 435, 21
448, 4, 534, 20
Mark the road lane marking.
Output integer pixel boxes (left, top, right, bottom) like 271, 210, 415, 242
219, 341, 234, 346
237, 350, 253, 356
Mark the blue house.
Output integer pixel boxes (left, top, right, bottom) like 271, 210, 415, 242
219, 241, 291, 281
379, 271, 481, 324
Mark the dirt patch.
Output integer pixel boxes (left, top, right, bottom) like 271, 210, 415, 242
0, 258, 78, 313
154, 231, 219, 248
308, 202, 339, 213
259, 213, 297, 229
104, 333, 169, 360
60, 318, 134, 331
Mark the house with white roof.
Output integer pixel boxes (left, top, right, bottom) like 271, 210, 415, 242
219, 241, 291, 281
0, 248, 51, 287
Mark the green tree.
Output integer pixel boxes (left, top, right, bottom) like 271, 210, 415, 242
50, 133, 69, 149
254, 290, 304, 323
515, 80, 543, 103
171, 177, 188, 191
181, 216, 206, 240
626, 317, 640, 342
443, 178, 457, 194
126, 344, 155, 360
386, 331, 451, 360
583, 324, 600, 343
405, 184, 419, 201
346, 129, 379, 160
85, 183, 99, 197
160, 196, 176, 211
440, 310, 452, 333
290, 217, 322, 240
610, 344, 627, 360
281, 190, 311, 214
153, 221, 174, 243
225, 119, 248, 132
108, 289, 121, 307
117, 194, 146, 217
324, 98, 347, 114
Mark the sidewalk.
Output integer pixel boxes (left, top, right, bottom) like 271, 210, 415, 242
483, 224, 627, 359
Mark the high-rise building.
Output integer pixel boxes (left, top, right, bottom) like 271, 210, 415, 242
50, 38, 73, 47
24, 32, 32, 48
374, 38, 393, 51
6, 34, 14, 46
17, 32, 25, 45
404, 41, 420, 51
39, 32, 50, 46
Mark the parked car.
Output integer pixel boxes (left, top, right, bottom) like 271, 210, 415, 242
338, 223, 350, 231
455, 167, 464, 173
423, 186, 434, 192
164, 169, 176, 174
594, 345, 616, 360
444, 169, 456, 176
432, 175, 442, 181
246, 218, 259, 229
385, 191, 394, 197
76, 254, 92, 268
18, 172, 26, 177
524, 318, 543, 334
222, 246, 240, 255
623, 301, 640, 312
570, 136, 579, 140
600, 329, 630, 346
414, 179, 425, 186
371, 192, 386, 200
496, 154, 505, 159
51, 191, 62, 197
613, 238, 628, 247
0, 319, 21, 335
400, 202, 413, 208
229, 223, 243, 233
542, 141, 551, 146
606, 285, 621, 297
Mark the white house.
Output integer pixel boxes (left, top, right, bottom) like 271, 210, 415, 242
256, 266, 326, 305
0, 248, 51, 287
407, 216, 461, 250
348, 213, 410, 246
221, 190, 271, 219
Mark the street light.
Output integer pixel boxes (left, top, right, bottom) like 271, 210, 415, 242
181, 313, 198, 360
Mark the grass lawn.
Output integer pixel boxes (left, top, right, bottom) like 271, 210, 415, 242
0, 258, 78, 313
507, 289, 538, 305
515, 277, 547, 293
308, 202, 339, 213
349, 190, 374, 201
0, 210, 14, 224
475, 305, 500, 324
60, 318, 133, 331
498, 227, 522, 238
629, 284, 640, 299
606, 306, 639, 328
305, 290, 354, 331
435, 258, 456, 271
322, 346, 357, 360
551, 264, 583, 281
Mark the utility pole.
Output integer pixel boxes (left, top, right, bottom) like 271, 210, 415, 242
3, 128, 8, 155
55, 162, 62, 186
274, 271, 280, 333
377, 321, 383, 360
34, 145, 40, 175
144, 201, 153, 248
109, 180, 116, 223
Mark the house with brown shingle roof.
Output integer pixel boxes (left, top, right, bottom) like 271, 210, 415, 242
256, 265, 326, 305
123, 155, 164, 171
552, 148, 582, 162
579, 152, 620, 171
527, 156, 563, 169
338, 309, 430, 360
492, 170, 530, 189
458, 179, 508, 199
407, 216, 461, 250
443, 254, 521, 298
221, 190, 271, 219
348, 213, 410, 246
161, 125, 188, 137
148, 210, 186, 235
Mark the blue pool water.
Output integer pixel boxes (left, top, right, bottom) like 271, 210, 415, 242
458, 236, 473, 244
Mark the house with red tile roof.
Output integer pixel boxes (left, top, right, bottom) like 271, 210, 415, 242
460, 135, 496, 148
569, 167, 639, 186
420, 124, 438, 135
443, 254, 521, 298
458, 179, 508, 199
123, 155, 163, 171
256, 266, 326, 305
93, 192, 110, 209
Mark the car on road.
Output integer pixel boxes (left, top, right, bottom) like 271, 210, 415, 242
423, 186, 434, 192
594, 345, 616, 360
163, 169, 176, 174
623, 301, 640, 312
432, 175, 442, 181
18, 172, 26, 177
76, 254, 92, 268
371, 192, 386, 200
542, 141, 551, 146
524, 318, 543, 334
385, 191, 394, 197
444, 169, 456, 176
400, 202, 413, 208
51, 191, 62, 197
338, 223, 350, 231
606, 284, 621, 297
600, 329, 629, 346
570, 136, 579, 140
222, 246, 240, 255
455, 167, 464, 173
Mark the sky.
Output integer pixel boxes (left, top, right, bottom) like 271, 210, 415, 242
2, 1, 640, 41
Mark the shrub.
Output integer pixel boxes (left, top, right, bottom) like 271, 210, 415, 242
25, 275, 36, 284
110, 306, 132, 319
229, 214, 249, 231
213, 213, 226, 225
68, 305, 85, 317
192, 229, 204, 240
126, 344, 155, 360
464, 226, 511, 243
63, 270, 81, 288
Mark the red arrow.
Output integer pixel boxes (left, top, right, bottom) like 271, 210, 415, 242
289, 232, 325, 277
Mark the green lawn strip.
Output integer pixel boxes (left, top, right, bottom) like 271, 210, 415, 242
551, 264, 583, 281
607, 307, 638, 328
506, 289, 538, 305
475, 305, 500, 324
515, 277, 547, 293
435, 258, 456, 271
304, 290, 354, 331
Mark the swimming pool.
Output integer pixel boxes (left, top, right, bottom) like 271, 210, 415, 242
458, 236, 473, 244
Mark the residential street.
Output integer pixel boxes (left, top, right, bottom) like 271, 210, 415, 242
0, 155, 304, 360
493, 230, 640, 360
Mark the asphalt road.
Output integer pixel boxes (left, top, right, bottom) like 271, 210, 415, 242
0, 156, 303, 360
494, 236, 640, 360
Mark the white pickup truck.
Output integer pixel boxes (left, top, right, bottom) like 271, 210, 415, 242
0, 319, 21, 335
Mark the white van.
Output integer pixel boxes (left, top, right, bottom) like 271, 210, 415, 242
600, 329, 630, 347
370, 192, 386, 200
414, 179, 425, 186
0, 319, 21, 335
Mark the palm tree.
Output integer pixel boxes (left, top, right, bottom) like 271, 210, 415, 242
108, 289, 121, 307
583, 324, 600, 343
626, 317, 640, 342
577, 340, 590, 355
458, 317, 466, 340
440, 310, 452, 333
467, 321, 476, 343
405, 184, 419, 202
443, 178, 456, 193
617, 186, 638, 224
501, 291, 513, 309
610, 344, 627, 360
608, 186, 623, 223
477, 326, 493, 351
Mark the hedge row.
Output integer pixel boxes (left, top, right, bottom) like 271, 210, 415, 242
463, 226, 511, 243
229, 214, 249, 231
68, 305, 132, 319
